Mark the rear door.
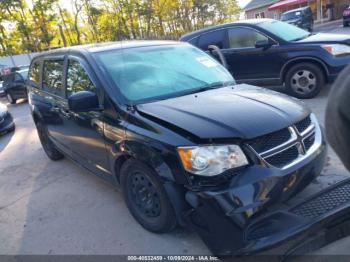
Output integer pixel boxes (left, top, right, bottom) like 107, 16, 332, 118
42, 58, 68, 148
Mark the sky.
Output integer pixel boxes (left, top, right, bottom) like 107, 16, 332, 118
238, 0, 251, 8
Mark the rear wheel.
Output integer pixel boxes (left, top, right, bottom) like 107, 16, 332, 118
6, 92, 16, 104
36, 121, 64, 160
344, 21, 348, 27
285, 62, 325, 99
120, 159, 177, 233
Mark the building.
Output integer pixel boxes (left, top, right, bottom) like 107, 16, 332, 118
243, 0, 281, 19
243, 0, 348, 22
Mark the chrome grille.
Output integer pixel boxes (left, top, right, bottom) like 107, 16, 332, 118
295, 115, 312, 134
303, 133, 315, 152
248, 128, 291, 154
247, 114, 320, 169
264, 146, 299, 168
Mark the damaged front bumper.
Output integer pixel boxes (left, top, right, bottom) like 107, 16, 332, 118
182, 138, 346, 256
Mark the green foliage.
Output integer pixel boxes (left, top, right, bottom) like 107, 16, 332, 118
0, 0, 240, 56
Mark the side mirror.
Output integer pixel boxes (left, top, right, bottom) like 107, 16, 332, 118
255, 39, 273, 49
68, 91, 100, 112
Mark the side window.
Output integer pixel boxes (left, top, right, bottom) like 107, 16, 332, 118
28, 61, 40, 88
66, 59, 96, 97
43, 60, 64, 96
198, 30, 226, 50
228, 28, 268, 49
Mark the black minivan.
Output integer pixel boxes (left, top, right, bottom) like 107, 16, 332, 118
27, 41, 328, 255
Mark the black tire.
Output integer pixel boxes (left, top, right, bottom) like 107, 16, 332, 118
36, 121, 64, 161
6, 92, 16, 104
285, 62, 325, 99
120, 159, 177, 233
344, 22, 348, 27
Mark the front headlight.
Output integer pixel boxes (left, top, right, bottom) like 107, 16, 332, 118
322, 44, 350, 56
177, 145, 248, 177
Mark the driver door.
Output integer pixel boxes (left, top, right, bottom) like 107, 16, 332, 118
222, 27, 283, 85
61, 57, 110, 176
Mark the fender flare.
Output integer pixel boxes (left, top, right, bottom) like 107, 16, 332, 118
110, 139, 184, 184
280, 56, 330, 82
111, 139, 190, 226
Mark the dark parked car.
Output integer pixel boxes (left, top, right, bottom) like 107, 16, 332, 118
281, 6, 314, 32
180, 19, 350, 98
0, 102, 15, 135
343, 6, 350, 27
3, 69, 29, 104
27, 41, 341, 255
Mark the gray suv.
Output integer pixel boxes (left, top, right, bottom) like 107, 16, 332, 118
281, 6, 314, 32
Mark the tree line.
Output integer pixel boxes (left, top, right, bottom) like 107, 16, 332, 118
0, 0, 240, 56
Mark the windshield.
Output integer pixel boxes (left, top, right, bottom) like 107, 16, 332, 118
281, 11, 302, 21
19, 69, 28, 80
94, 44, 234, 103
258, 20, 310, 41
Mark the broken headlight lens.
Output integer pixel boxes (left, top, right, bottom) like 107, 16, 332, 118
177, 145, 248, 176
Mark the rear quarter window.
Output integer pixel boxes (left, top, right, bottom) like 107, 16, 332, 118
43, 60, 64, 97
28, 61, 41, 88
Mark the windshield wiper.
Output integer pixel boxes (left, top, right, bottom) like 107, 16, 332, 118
185, 81, 236, 95
292, 33, 312, 41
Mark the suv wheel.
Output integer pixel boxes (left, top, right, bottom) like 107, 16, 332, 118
6, 92, 16, 104
36, 122, 64, 160
344, 22, 348, 27
285, 62, 324, 99
120, 159, 177, 233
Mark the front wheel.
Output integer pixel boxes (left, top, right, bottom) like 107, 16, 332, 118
120, 159, 177, 233
344, 21, 349, 27
285, 62, 325, 99
36, 121, 64, 160
6, 92, 16, 104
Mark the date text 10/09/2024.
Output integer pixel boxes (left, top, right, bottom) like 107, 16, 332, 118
127, 256, 219, 261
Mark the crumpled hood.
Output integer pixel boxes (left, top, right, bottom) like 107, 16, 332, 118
137, 84, 310, 140
296, 33, 350, 44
